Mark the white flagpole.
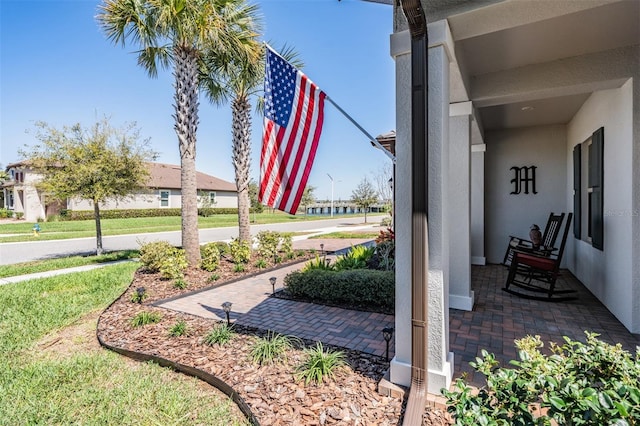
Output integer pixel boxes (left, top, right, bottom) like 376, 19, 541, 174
324, 95, 396, 163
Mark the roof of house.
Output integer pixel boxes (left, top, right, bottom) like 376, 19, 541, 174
146, 162, 237, 192
3, 161, 237, 192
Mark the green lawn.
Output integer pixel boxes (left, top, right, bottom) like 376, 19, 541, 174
0, 212, 380, 243
0, 250, 138, 278
0, 263, 248, 425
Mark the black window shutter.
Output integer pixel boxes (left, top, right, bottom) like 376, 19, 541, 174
590, 127, 604, 250
573, 144, 581, 238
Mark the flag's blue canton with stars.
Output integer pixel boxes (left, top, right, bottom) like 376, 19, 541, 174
264, 50, 296, 127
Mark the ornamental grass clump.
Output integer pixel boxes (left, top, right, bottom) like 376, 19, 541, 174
168, 319, 188, 337
130, 311, 162, 327
250, 331, 296, 365
296, 342, 346, 385
203, 323, 235, 346
442, 332, 640, 425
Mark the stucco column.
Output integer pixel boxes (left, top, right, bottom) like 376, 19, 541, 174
449, 102, 474, 311
471, 143, 487, 265
389, 20, 454, 394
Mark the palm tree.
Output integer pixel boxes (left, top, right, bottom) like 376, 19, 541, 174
97, 0, 260, 267
200, 44, 301, 244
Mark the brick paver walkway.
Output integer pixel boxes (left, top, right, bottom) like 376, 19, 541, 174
157, 238, 395, 359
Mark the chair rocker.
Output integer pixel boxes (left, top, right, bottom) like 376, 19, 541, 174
503, 213, 576, 302
502, 212, 565, 267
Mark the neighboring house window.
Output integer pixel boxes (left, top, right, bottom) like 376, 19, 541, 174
159, 190, 170, 207
209, 192, 216, 206
573, 127, 604, 250
8, 192, 14, 209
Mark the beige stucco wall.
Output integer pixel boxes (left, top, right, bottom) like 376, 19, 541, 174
485, 125, 568, 264
70, 189, 238, 211
565, 80, 636, 333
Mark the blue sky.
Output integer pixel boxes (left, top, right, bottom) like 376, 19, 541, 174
0, 0, 395, 201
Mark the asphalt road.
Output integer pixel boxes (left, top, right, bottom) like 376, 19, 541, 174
0, 216, 380, 265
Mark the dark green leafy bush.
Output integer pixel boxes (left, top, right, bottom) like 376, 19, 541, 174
443, 332, 640, 425
284, 269, 394, 312
52, 207, 250, 220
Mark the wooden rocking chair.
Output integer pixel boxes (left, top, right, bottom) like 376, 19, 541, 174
503, 213, 576, 302
502, 212, 565, 267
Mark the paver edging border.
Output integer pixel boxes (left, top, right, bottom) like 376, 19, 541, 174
96, 284, 261, 426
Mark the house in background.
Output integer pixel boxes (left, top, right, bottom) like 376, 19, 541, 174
387, 0, 639, 394
2, 161, 238, 221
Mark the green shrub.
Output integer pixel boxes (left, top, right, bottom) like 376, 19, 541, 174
168, 320, 188, 337
443, 332, 640, 425
256, 230, 280, 261
284, 269, 394, 312
229, 238, 251, 264
255, 259, 267, 269
208, 273, 220, 282
14, 212, 24, 220
250, 331, 296, 365
296, 342, 346, 385
214, 241, 229, 256
333, 245, 375, 271
200, 242, 221, 272
380, 216, 392, 227
233, 263, 245, 273
139, 240, 175, 272
159, 248, 187, 279
203, 324, 235, 346
173, 277, 188, 289
301, 255, 334, 272
0, 208, 10, 218
130, 311, 163, 327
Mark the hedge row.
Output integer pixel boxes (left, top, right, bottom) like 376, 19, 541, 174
58, 207, 245, 221
283, 269, 395, 312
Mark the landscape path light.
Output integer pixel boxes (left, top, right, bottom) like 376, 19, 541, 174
382, 327, 394, 362
221, 301, 232, 326
269, 276, 277, 295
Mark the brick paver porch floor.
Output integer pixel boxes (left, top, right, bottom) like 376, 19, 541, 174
453, 264, 640, 386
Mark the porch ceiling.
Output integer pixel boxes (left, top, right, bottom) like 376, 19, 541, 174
446, 0, 639, 131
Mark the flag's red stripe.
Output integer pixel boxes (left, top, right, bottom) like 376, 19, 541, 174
279, 78, 317, 209
259, 119, 275, 202
288, 92, 326, 213
267, 126, 287, 206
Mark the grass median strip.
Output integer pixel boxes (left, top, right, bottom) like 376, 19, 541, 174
0, 262, 249, 425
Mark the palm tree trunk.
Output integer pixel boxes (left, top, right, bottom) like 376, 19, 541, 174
93, 200, 103, 255
174, 45, 201, 267
232, 95, 252, 244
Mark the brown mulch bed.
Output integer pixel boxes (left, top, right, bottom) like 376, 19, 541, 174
97, 251, 453, 425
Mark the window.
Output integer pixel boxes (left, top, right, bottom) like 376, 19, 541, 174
159, 190, 170, 207
209, 192, 216, 206
573, 127, 604, 250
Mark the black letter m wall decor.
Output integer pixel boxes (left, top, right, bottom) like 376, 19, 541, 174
510, 166, 538, 194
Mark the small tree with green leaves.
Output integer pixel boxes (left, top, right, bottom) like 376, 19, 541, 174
20, 118, 156, 254
351, 177, 378, 223
300, 185, 316, 218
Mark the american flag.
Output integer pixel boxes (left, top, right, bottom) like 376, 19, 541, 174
259, 46, 326, 214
